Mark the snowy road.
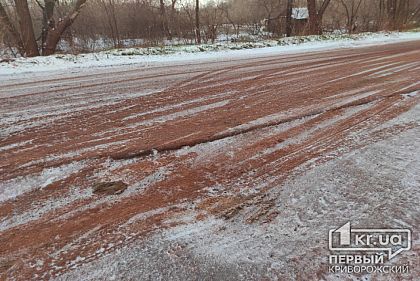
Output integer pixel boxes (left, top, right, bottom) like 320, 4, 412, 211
0, 40, 419, 280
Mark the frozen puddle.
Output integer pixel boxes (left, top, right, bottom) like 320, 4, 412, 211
402, 90, 418, 99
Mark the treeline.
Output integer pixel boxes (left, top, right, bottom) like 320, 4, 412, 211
1, 0, 419, 57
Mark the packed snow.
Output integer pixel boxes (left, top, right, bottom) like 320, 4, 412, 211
0, 161, 85, 203
1, 31, 420, 77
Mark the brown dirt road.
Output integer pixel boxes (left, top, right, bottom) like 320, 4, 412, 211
0, 41, 419, 280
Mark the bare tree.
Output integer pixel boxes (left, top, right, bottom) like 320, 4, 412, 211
195, 0, 201, 43
42, 0, 88, 55
159, 0, 172, 39
38, 0, 55, 54
2, 0, 419, 56
286, 0, 293, 36
98, 0, 121, 48
1, 0, 88, 56
384, 0, 412, 30
306, 0, 331, 34
340, 0, 363, 33
202, 2, 223, 43
0, 2, 24, 55
15, 0, 39, 56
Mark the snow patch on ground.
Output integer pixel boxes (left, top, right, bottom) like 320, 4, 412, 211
0, 161, 85, 203
402, 90, 418, 99
0, 186, 91, 231
1, 32, 420, 76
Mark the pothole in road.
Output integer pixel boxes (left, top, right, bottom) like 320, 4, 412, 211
92, 181, 128, 195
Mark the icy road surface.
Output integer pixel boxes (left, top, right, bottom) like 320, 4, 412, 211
0, 40, 419, 280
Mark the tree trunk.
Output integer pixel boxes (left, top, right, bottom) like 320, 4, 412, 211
386, 0, 397, 29
379, 0, 384, 29
160, 0, 172, 39
395, 0, 406, 30
14, 0, 39, 57
306, 0, 331, 35
195, 0, 201, 44
108, 0, 121, 48
306, 0, 321, 35
43, 0, 87, 56
286, 0, 293, 37
0, 2, 25, 55
41, 0, 56, 55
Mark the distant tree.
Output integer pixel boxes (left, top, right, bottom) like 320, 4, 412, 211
340, 0, 363, 33
160, 0, 172, 39
384, 0, 413, 30
195, 0, 201, 43
286, 0, 293, 37
98, 0, 121, 48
